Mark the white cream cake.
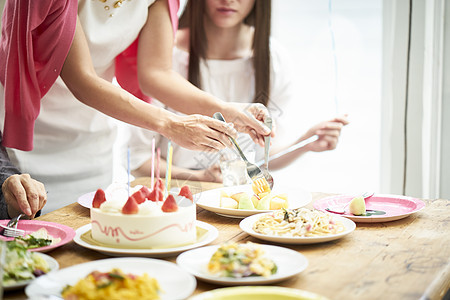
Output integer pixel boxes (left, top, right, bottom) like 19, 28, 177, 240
90, 183, 196, 248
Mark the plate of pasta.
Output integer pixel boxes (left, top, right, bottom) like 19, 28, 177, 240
239, 208, 356, 244
25, 257, 196, 300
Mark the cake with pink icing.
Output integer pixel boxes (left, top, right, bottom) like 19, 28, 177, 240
90, 181, 196, 248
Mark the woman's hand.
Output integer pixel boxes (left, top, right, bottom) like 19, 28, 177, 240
303, 115, 349, 152
2, 174, 47, 218
164, 114, 238, 152
222, 103, 273, 147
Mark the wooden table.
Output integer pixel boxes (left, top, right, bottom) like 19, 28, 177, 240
4, 178, 450, 300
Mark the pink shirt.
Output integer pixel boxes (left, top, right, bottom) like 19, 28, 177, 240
0, 0, 77, 151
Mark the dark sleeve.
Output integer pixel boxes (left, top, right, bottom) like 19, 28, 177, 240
0, 133, 20, 219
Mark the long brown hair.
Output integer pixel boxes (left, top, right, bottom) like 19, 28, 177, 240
179, 0, 272, 106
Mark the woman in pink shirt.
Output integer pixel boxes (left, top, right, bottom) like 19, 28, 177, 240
0, 0, 272, 213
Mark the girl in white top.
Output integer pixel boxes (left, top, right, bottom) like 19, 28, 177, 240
2, 0, 272, 214
130, 0, 349, 183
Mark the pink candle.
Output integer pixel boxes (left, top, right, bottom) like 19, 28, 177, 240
151, 138, 155, 189
156, 147, 161, 180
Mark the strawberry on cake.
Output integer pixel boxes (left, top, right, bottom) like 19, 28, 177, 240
90, 179, 196, 248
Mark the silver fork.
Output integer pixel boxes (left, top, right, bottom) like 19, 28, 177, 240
262, 117, 274, 189
0, 213, 25, 237
213, 112, 269, 184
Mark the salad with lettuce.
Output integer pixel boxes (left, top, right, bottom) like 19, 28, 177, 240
2, 241, 50, 286
15, 228, 59, 249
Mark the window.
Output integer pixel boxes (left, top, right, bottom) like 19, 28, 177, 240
271, 0, 382, 194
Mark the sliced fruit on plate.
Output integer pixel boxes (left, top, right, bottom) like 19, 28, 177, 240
251, 194, 260, 208
230, 192, 247, 204
270, 196, 288, 210
275, 193, 288, 201
252, 177, 271, 195
238, 193, 255, 210
220, 197, 238, 209
220, 191, 230, 199
256, 194, 272, 210
349, 196, 366, 215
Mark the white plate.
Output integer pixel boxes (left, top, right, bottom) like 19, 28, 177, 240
73, 221, 218, 257
25, 257, 196, 299
77, 191, 95, 208
176, 244, 307, 285
4, 253, 59, 291
195, 184, 311, 218
239, 213, 356, 244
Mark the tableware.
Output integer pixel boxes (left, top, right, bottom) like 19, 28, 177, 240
176, 244, 307, 285
262, 117, 274, 189
77, 191, 96, 208
326, 191, 374, 214
255, 135, 319, 167
25, 257, 196, 300
195, 184, 311, 218
213, 112, 269, 184
239, 212, 356, 244
4, 252, 59, 291
0, 214, 25, 238
314, 194, 426, 222
188, 286, 328, 300
73, 221, 218, 257
219, 157, 249, 187
0, 220, 76, 252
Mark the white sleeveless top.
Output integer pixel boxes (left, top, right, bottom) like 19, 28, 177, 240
8, 0, 156, 214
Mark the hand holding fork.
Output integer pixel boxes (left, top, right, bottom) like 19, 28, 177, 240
0, 213, 25, 238
213, 112, 274, 189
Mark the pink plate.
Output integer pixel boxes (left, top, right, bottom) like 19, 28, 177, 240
77, 191, 95, 209
0, 220, 76, 252
313, 194, 426, 223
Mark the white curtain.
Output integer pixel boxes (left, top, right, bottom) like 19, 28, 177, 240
381, 0, 447, 199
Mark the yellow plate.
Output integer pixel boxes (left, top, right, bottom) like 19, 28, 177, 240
188, 286, 328, 300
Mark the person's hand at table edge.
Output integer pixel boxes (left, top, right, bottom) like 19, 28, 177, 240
3, 174, 47, 219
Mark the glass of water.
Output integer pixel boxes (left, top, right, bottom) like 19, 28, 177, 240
219, 148, 255, 187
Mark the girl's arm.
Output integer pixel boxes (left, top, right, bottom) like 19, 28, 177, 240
269, 116, 349, 170
137, 0, 271, 146
60, 17, 236, 152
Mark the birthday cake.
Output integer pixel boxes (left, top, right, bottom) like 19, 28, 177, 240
90, 180, 196, 248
